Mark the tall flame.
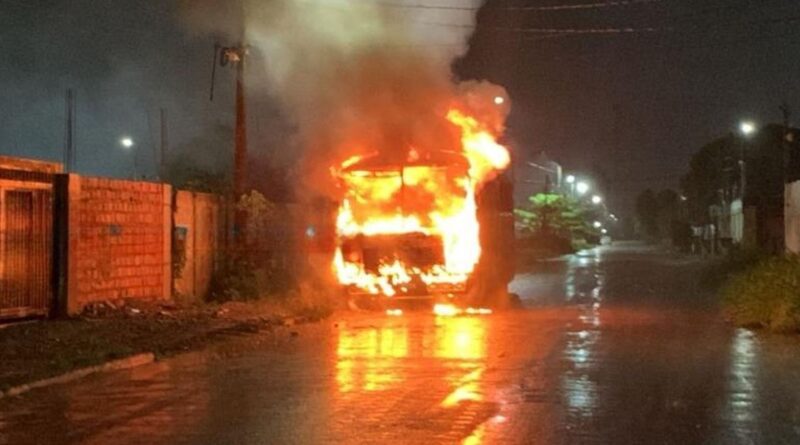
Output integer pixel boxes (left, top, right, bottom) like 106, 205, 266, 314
333, 106, 510, 297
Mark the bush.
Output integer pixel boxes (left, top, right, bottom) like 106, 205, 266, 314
722, 255, 800, 332
283, 282, 338, 320
207, 191, 298, 303
517, 231, 575, 260
208, 254, 260, 302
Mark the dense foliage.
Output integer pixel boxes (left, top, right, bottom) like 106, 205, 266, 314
515, 192, 599, 255
722, 255, 800, 332
209, 191, 295, 302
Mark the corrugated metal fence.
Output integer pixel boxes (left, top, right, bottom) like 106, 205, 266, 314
0, 169, 54, 319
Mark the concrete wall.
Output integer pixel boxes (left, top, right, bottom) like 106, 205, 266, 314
65, 175, 171, 313
727, 199, 758, 249
173, 191, 221, 302
730, 199, 743, 244
786, 181, 800, 254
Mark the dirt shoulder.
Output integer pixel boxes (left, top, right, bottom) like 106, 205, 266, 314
0, 298, 333, 392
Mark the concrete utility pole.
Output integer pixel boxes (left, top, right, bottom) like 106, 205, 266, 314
64, 89, 76, 172
781, 103, 791, 185
159, 108, 168, 180
230, 46, 247, 205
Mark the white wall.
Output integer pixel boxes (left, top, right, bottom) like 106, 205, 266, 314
730, 199, 743, 244
786, 181, 800, 254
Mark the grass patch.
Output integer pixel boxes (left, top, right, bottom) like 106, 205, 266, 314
722, 255, 800, 332
0, 316, 227, 391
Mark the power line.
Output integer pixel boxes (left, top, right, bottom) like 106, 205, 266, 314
496, 25, 661, 34
303, 0, 666, 13
319, 0, 479, 11
422, 8, 800, 37
505, 0, 664, 12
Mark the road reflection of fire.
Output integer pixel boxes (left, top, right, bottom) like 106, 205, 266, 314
433, 317, 487, 361
335, 316, 488, 394
336, 325, 409, 392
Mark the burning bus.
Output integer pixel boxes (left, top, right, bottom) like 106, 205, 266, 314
332, 108, 515, 308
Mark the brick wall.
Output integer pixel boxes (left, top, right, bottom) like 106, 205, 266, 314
65, 175, 171, 313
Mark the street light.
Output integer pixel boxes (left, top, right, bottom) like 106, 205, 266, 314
593, 221, 603, 229
740, 121, 756, 137
494, 96, 505, 105
565, 175, 576, 184
576, 181, 590, 195
591, 195, 603, 205
120, 137, 134, 149
737, 120, 757, 200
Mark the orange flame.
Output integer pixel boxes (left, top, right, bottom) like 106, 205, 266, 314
333, 106, 510, 296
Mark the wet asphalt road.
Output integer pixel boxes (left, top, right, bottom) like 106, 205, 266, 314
3, 242, 800, 444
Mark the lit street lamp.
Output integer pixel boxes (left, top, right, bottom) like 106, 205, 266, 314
576, 181, 590, 196
737, 120, 757, 199
593, 221, 603, 229
494, 96, 505, 105
740, 121, 756, 137
120, 137, 134, 149
564, 174, 577, 196
591, 195, 603, 205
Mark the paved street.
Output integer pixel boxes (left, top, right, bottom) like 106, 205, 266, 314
2, 242, 800, 444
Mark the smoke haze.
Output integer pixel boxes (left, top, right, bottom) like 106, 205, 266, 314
181, 0, 507, 196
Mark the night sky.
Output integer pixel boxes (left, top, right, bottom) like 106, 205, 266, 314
1, 0, 799, 215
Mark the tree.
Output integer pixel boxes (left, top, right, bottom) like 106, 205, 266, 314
635, 189, 659, 239
680, 137, 736, 224
163, 154, 229, 194
635, 188, 690, 247
681, 124, 793, 224
515, 192, 596, 246
655, 189, 680, 238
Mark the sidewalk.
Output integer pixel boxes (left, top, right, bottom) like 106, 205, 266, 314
0, 298, 333, 393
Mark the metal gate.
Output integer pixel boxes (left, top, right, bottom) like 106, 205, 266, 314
0, 172, 54, 320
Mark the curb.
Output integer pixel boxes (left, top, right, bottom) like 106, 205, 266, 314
0, 353, 155, 399
0, 312, 326, 400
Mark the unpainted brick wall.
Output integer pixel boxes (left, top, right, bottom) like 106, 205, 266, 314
69, 176, 170, 310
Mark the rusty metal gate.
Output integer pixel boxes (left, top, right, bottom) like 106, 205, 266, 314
0, 170, 54, 320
